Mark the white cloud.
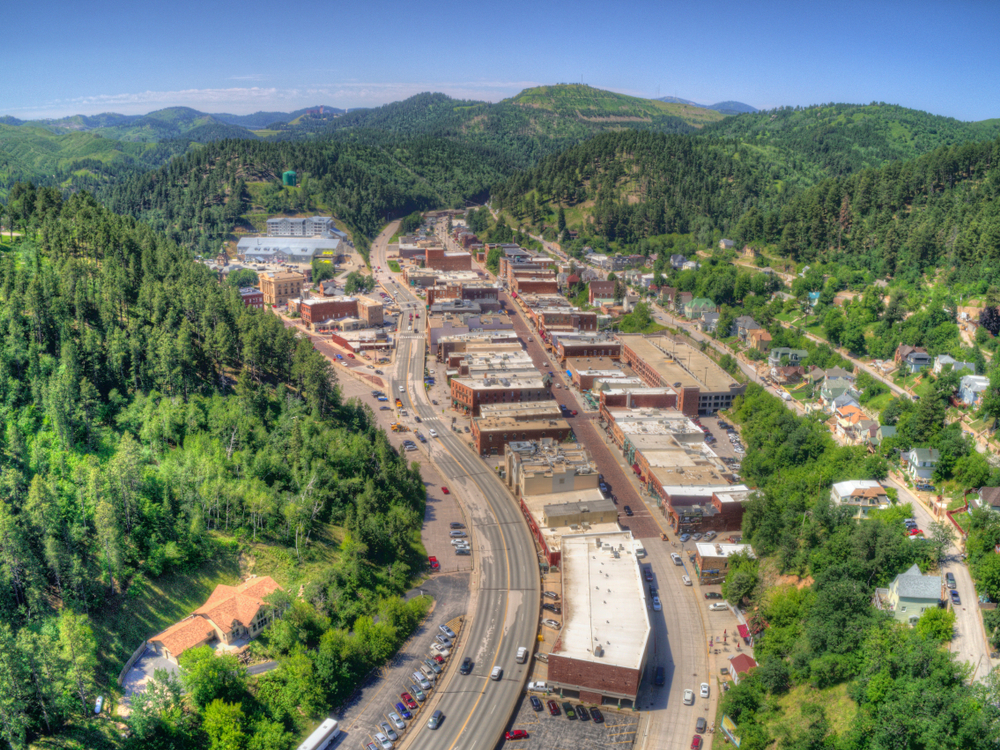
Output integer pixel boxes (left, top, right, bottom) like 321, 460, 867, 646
6, 80, 544, 118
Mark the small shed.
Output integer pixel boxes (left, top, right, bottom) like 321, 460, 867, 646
282, 170, 297, 187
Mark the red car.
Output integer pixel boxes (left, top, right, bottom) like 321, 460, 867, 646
908, 528, 923, 536
347, 353, 355, 358
441, 487, 450, 494
428, 556, 439, 570
691, 736, 702, 749
433, 654, 445, 663
570, 410, 578, 416
401, 692, 418, 710
547, 700, 560, 716
505, 730, 528, 741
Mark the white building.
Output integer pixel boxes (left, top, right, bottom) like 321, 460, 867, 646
830, 480, 889, 519
266, 216, 342, 238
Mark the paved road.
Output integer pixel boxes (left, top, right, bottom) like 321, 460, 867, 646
372, 225, 542, 750
887, 478, 994, 680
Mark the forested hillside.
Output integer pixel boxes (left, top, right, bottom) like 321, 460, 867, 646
0, 187, 426, 748
102, 136, 505, 255
491, 130, 788, 245
701, 103, 1000, 178
0, 124, 191, 201
732, 136, 1000, 283
38, 107, 259, 143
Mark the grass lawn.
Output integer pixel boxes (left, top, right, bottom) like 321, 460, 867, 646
388, 260, 401, 273
763, 682, 857, 746
30, 720, 124, 750
90, 546, 242, 682
865, 391, 894, 413
91, 524, 345, 682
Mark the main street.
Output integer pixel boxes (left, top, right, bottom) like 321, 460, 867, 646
439, 225, 715, 748
371, 225, 541, 750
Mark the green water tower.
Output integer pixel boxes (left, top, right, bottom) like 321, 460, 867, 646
282, 170, 297, 187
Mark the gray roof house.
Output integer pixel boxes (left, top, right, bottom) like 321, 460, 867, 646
904, 448, 940, 481
700, 311, 721, 333
959, 375, 990, 406
821, 377, 856, 405
670, 254, 687, 269
933, 355, 975, 376
973, 486, 1000, 513
874, 564, 942, 625
732, 315, 762, 341
768, 347, 809, 367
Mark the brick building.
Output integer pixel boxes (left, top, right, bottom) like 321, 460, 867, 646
450, 376, 550, 416
260, 270, 306, 307
511, 275, 560, 295
295, 295, 383, 330
550, 333, 622, 362
694, 542, 755, 585
425, 281, 500, 311
537, 310, 598, 336
658, 485, 751, 535
547, 531, 650, 706
619, 334, 745, 416
589, 280, 616, 305
472, 415, 571, 455
239, 287, 264, 309
425, 246, 472, 271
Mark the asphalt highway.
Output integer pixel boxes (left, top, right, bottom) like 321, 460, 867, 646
372, 225, 541, 750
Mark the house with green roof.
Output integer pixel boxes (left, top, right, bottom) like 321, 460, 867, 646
682, 297, 717, 320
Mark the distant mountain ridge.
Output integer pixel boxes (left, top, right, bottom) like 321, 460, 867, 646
657, 96, 758, 114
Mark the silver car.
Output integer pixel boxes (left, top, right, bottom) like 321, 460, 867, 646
380, 723, 398, 741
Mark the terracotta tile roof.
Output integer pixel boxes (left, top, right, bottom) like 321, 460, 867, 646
194, 576, 281, 634
729, 653, 758, 675
151, 615, 215, 658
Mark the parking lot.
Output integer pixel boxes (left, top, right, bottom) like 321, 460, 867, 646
499, 692, 639, 750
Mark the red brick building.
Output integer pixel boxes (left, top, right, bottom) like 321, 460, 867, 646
239, 287, 263, 309
426, 246, 472, 271
450, 377, 550, 416
589, 280, 616, 305
537, 310, 597, 335
553, 338, 622, 362
511, 276, 559, 295
472, 416, 571, 455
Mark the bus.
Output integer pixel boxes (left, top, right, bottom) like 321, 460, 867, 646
296, 718, 341, 750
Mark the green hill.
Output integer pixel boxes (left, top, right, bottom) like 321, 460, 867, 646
0, 123, 191, 199
505, 84, 725, 128
28, 107, 257, 142
700, 102, 1000, 177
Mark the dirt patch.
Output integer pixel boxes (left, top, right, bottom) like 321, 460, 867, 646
574, 111, 652, 123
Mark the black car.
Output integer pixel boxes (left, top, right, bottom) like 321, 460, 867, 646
598, 474, 604, 483
649, 586, 659, 598
590, 708, 605, 724
576, 705, 590, 721
950, 589, 961, 606
654, 666, 665, 686
529, 696, 543, 712
704, 592, 723, 600
644, 565, 653, 582
450, 522, 465, 529
624, 506, 633, 517
459, 657, 473, 675
542, 603, 562, 614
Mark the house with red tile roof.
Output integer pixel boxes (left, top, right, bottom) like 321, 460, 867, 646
149, 576, 282, 663
729, 653, 758, 685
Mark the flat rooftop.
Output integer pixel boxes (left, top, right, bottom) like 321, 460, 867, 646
660, 483, 750, 498
452, 376, 546, 391
651, 464, 732, 487
559, 531, 651, 671
475, 416, 570, 432
610, 409, 704, 441
695, 542, 755, 559
522, 489, 619, 556
479, 402, 564, 419
619, 335, 742, 393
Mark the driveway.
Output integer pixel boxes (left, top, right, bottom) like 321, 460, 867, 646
887, 478, 994, 680
121, 648, 180, 708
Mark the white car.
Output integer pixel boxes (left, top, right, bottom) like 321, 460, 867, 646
429, 429, 439, 438
399, 386, 405, 393
670, 553, 682, 565
542, 619, 561, 630
683, 689, 695, 705
700, 682, 710, 699
652, 596, 662, 611
709, 602, 729, 612
430, 643, 450, 656
682, 575, 692, 586
388, 712, 405, 730
380, 722, 398, 741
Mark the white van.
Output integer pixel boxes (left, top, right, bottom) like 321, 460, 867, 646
516, 647, 528, 664
635, 546, 646, 558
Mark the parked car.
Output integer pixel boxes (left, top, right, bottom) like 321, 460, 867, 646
576, 705, 590, 721
543, 591, 560, 600
434, 634, 451, 646
395, 703, 411, 721
946, 572, 957, 590
624, 505, 633, 517
542, 603, 562, 614
652, 596, 662, 611
380, 722, 398, 741
505, 730, 528, 741
450, 522, 465, 529
529, 696, 543, 712
704, 592, 723, 600
696, 717, 707, 733
561, 702, 576, 720
439, 624, 456, 638
683, 689, 695, 705
691, 736, 703, 750
428, 556, 439, 570
591, 707, 605, 724
547, 700, 560, 716
671, 553, 683, 565
441, 486, 449, 494
700, 682, 710, 698
423, 658, 441, 674
373, 732, 392, 750
655, 666, 665, 686
450, 530, 467, 538
690, 532, 703, 541
644, 565, 653, 582
679, 533, 691, 543
682, 575, 692, 586
950, 589, 961, 606
542, 619, 561, 630
400, 693, 417, 710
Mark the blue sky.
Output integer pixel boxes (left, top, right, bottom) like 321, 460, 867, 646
4, 0, 998, 120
